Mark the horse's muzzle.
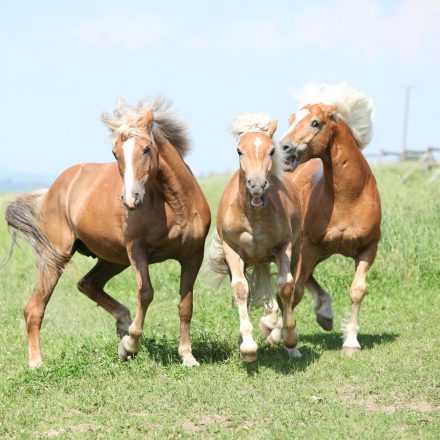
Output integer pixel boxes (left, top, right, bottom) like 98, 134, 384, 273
122, 194, 143, 210
280, 141, 303, 172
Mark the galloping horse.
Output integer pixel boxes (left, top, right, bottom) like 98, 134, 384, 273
5, 98, 211, 368
262, 82, 381, 354
206, 113, 302, 361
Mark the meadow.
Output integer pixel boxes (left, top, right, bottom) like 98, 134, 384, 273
0, 165, 439, 439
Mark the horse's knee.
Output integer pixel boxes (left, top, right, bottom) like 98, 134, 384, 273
350, 280, 367, 303
24, 300, 43, 330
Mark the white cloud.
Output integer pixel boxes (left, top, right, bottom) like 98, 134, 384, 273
74, 12, 173, 50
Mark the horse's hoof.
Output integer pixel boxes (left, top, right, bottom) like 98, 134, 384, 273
316, 314, 333, 331
259, 319, 272, 338
181, 354, 200, 368
118, 340, 136, 361
28, 358, 43, 370
240, 350, 257, 363
267, 327, 282, 346
284, 346, 302, 358
342, 346, 361, 356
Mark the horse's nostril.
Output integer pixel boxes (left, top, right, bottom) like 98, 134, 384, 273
134, 193, 139, 198
282, 144, 290, 151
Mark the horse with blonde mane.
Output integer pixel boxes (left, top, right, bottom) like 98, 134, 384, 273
206, 113, 302, 362
260, 82, 381, 354
5, 98, 211, 368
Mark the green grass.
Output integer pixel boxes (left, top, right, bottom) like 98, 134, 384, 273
0, 165, 439, 439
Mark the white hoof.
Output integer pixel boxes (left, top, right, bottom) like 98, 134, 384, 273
118, 337, 137, 361
181, 354, 200, 368
284, 346, 302, 358
28, 358, 43, 369
343, 332, 361, 350
239, 336, 258, 362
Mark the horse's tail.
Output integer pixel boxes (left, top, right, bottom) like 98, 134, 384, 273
203, 230, 229, 290
247, 263, 273, 308
4, 190, 67, 272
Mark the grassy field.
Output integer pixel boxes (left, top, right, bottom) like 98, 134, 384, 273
0, 165, 439, 439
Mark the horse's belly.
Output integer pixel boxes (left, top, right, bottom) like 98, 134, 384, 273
320, 226, 368, 257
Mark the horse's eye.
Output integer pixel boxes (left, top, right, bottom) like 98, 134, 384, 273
311, 120, 321, 128
112, 150, 118, 160
237, 148, 243, 156
269, 148, 275, 157
143, 145, 151, 155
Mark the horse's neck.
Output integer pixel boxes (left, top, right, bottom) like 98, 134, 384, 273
156, 140, 193, 210
320, 120, 370, 203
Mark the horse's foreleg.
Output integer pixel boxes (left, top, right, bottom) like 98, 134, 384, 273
177, 252, 204, 368
276, 242, 301, 357
342, 244, 378, 355
118, 248, 153, 360
306, 275, 334, 331
24, 266, 63, 369
77, 259, 131, 338
223, 241, 257, 362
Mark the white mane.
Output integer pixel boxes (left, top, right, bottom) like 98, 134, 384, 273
230, 112, 272, 136
102, 97, 189, 157
230, 112, 285, 179
295, 82, 374, 149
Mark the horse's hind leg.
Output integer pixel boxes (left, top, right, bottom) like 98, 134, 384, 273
25, 266, 62, 368
342, 244, 378, 355
77, 259, 131, 338
177, 251, 204, 368
306, 275, 334, 331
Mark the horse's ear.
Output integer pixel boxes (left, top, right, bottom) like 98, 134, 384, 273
288, 114, 295, 126
322, 104, 337, 119
267, 120, 278, 138
138, 109, 154, 130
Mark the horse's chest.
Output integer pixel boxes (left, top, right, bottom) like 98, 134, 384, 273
238, 230, 281, 261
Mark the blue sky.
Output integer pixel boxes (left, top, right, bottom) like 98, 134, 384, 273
1, 0, 439, 178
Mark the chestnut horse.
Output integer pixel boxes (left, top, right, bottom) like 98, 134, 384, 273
206, 113, 302, 361
5, 98, 210, 368
265, 82, 381, 354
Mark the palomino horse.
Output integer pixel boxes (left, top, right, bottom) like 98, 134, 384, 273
261, 82, 381, 354
206, 113, 302, 362
5, 98, 210, 368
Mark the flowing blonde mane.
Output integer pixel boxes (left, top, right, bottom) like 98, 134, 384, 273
295, 82, 374, 149
101, 97, 190, 157
230, 112, 285, 179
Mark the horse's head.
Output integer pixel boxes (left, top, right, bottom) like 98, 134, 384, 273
235, 120, 278, 208
111, 109, 158, 210
279, 103, 337, 171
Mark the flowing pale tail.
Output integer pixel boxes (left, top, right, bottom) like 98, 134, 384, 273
4, 190, 67, 272
204, 231, 274, 307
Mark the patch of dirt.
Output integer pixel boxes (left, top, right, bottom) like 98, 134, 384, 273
175, 414, 232, 433
64, 409, 83, 418
336, 387, 439, 414
35, 424, 101, 438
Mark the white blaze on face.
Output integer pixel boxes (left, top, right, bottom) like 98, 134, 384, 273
254, 136, 262, 159
122, 137, 136, 197
280, 108, 310, 140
